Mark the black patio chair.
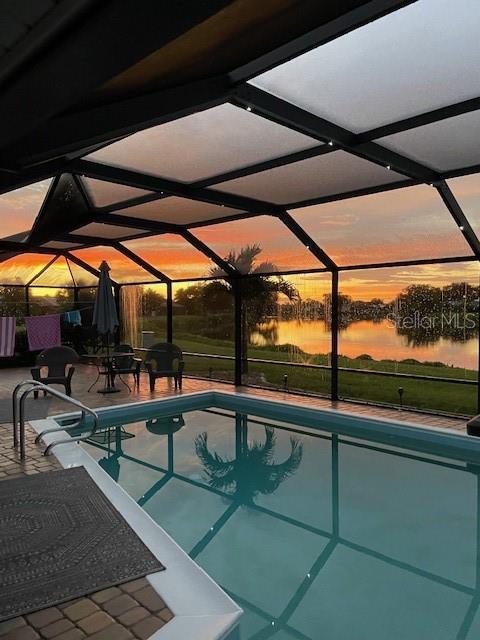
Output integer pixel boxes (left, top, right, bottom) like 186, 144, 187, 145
111, 343, 142, 389
31, 346, 80, 398
144, 342, 184, 392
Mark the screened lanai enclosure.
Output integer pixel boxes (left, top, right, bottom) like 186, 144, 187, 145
1, 0, 480, 418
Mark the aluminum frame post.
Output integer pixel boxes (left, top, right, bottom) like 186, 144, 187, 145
331, 270, 339, 401
167, 281, 173, 343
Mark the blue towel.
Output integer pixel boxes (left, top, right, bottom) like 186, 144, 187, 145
63, 310, 82, 326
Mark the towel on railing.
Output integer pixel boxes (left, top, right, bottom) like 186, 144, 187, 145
0, 317, 16, 356
25, 314, 61, 351
63, 310, 82, 326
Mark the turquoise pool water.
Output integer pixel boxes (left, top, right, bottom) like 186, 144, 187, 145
79, 398, 480, 640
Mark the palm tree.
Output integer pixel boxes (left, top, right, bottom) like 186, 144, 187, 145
209, 244, 299, 375
194, 423, 303, 506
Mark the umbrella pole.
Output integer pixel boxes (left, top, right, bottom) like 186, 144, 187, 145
106, 330, 110, 388
98, 329, 120, 394
93, 262, 120, 394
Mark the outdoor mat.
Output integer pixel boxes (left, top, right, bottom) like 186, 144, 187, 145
0, 466, 164, 621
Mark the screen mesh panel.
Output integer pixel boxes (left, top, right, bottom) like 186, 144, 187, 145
81, 177, 152, 207
378, 110, 480, 172
123, 234, 219, 279
0, 180, 51, 239
42, 241, 83, 250
215, 152, 404, 205
67, 259, 97, 287
193, 215, 325, 272
290, 185, 472, 266
71, 246, 157, 283
251, 0, 480, 133
71, 223, 149, 240
447, 173, 480, 243
173, 279, 234, 382
86, 104, 319, 182
338, 262, 479, 413
114, 196, 241, 225
244, 271, 332, 395
0, 253, 55, 285
33, 256, 75, 287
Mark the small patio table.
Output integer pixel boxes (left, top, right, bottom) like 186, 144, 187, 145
83, 352, 135, 394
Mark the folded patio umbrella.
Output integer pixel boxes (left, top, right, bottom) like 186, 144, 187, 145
93, 261, 118, 354
93, 261, 118, 336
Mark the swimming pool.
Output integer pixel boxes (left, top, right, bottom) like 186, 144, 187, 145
57, 392, 480, 639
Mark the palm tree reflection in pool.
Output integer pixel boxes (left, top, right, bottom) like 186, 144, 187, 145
194, 417, 303, 506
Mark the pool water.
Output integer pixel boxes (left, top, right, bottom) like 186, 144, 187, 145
83, 406, 480, 640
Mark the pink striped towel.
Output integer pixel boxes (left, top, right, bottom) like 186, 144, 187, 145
0, 317, 16, 357
25, 314, 61, 351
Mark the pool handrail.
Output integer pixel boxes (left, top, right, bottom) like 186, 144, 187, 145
12, 380, 98, 459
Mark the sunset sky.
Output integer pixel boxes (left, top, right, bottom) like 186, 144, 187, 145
170, 262, 480, 304
0, 175, 479, 300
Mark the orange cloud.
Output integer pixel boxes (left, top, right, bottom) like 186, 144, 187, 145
0, 180, 51, 238
0, 254, 55, 285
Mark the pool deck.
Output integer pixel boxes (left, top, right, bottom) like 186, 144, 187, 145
0, 364, 468, 639
0, 364, 467, 431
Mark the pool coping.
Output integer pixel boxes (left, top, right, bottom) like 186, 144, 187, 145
30, 388, 478, 639
51, 389, 479, 462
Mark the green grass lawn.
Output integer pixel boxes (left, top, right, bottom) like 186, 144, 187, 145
141, 316, 478, 415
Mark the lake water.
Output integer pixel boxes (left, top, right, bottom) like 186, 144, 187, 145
251, 319, 478, 370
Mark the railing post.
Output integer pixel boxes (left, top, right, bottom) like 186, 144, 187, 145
331, 270, 339, 401
12, 380, 40, 453
233, 278, 242, 386
477, 295, 480, 414
166, 281, 173, 343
